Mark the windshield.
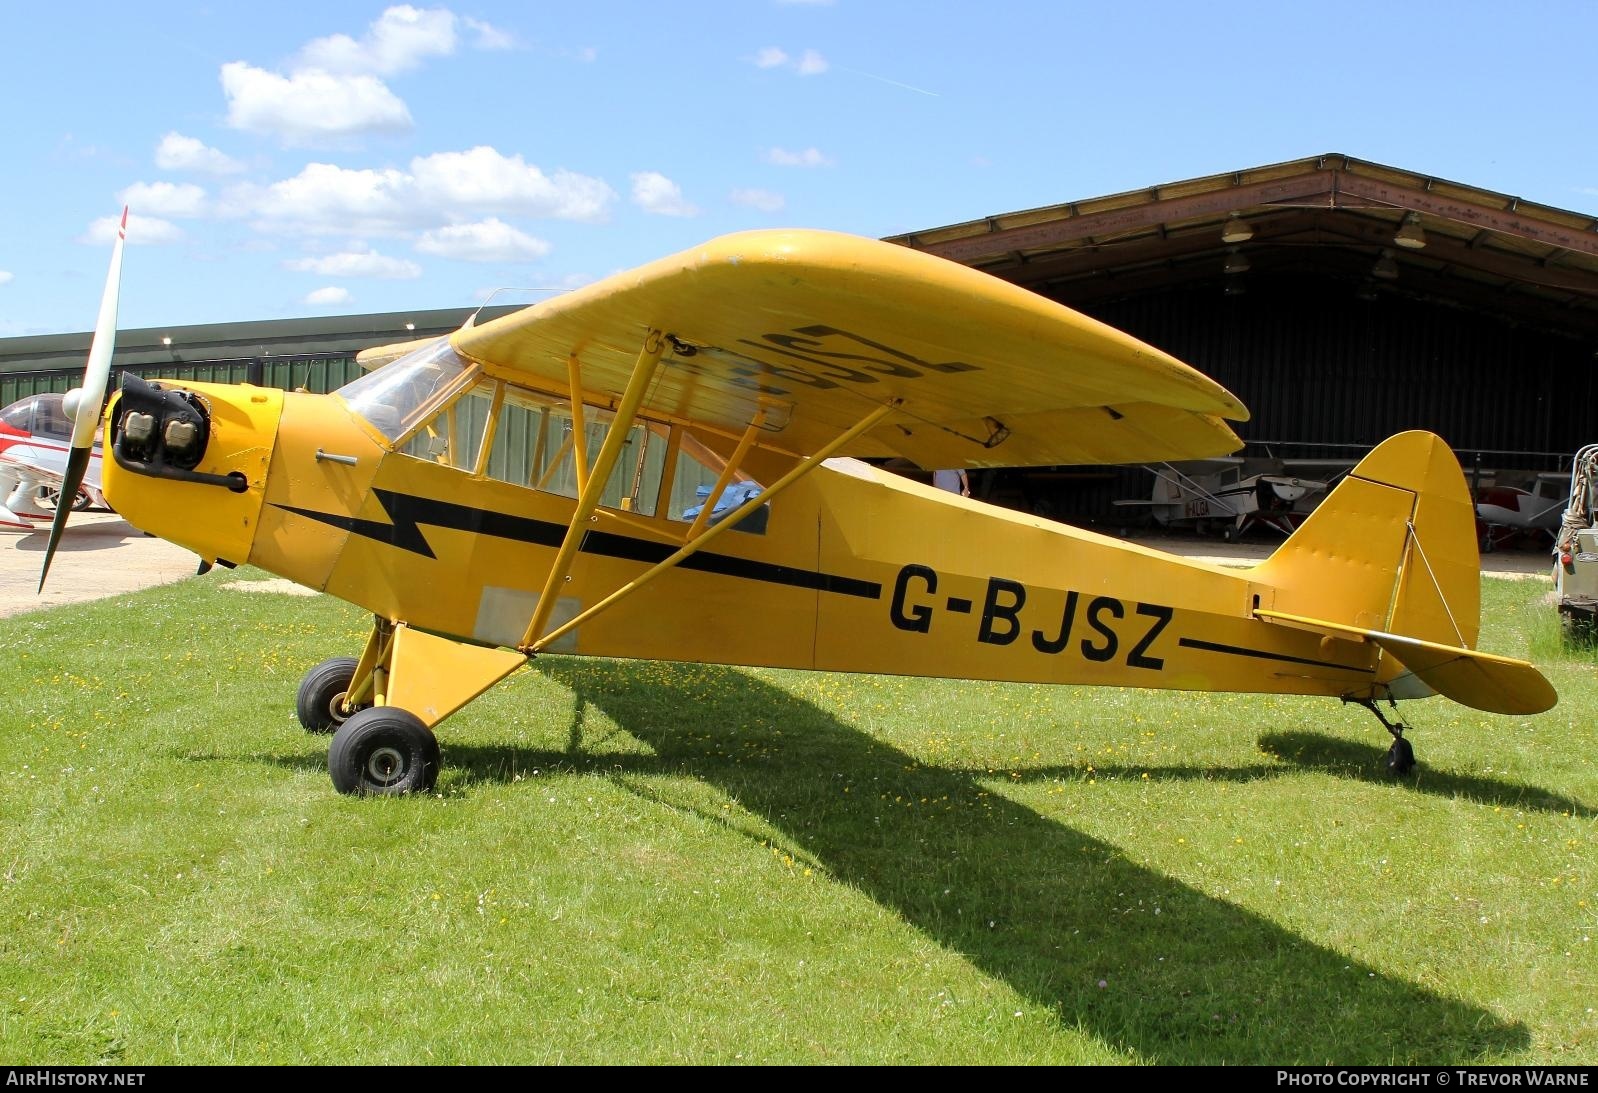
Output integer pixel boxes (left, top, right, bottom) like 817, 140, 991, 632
334, 338, 474, 442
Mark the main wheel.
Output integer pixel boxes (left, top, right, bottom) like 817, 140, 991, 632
296, 657, 365, 734
37, 485, 93, 512
328, 708, 439, 796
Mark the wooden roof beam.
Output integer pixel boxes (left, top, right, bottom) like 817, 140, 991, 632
911, 171, 1338, 263
1334, 174, 1598, 257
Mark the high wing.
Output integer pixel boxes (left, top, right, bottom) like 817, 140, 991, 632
452, 230, 1248, 469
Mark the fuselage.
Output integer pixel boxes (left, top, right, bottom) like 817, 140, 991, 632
102, 365, 1398, 703
0, 394, 107, 524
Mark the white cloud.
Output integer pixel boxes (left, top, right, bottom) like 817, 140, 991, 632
752, 46, 827, 75
304, 286, 353, 306
630, 172, 698, 217
118, 181, 208, 219
81, 213, 183, 245
252, 163, 412, 234
795, 49, 828, 76
464, 16, 515, 51
765, 146, 834, 168
220, 9, 525, 146
574, 46, 597, 63
730, 188, 785, 213
299, 5, 458, 76
247, 149, 615, 237
285, 248, 422, 279
0, 271, 12, 286
222, 61, 412, 144
416, 218, 551, 262
410, 147, 615, 222
155, 132, 242, 175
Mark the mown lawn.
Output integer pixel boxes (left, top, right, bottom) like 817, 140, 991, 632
0, 571, 1591, 1064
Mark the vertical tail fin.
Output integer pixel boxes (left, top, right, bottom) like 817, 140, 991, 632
1254, 431, 1554, 714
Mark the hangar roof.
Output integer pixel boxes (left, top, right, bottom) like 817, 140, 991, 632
0, 305, 521, 375
886, 153, 1598, 339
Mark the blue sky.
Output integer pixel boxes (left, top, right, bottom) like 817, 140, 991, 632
4, 0, 1597, 336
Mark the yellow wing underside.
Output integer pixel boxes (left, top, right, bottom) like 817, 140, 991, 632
452, 230, 1248, 469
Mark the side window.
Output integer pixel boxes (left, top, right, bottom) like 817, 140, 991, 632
381, 378, 763, 535
668, 429, 768, 535
36, 397, 73, 439
473, 381, 664, 517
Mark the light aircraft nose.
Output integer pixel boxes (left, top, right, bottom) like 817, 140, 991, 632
102, 375, 283, 568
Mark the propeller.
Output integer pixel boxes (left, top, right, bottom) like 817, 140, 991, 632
39, 205, 127, 592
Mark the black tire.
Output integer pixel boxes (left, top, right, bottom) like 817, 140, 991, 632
296, 656, 364, 734
1385, 736, 1417, 776
37, 486, 92, 512
328, 708, 440, 796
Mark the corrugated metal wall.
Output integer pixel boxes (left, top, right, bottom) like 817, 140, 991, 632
994, 275, 1598, 526
0, 354, 361, 405
1085, 277, 1594, 463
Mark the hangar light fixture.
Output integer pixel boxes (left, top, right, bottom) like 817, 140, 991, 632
1223, 248, 1250, 274
1394, 213, 1427, 250
1220, 213, 1254, 244
1372, 250, 1400, 280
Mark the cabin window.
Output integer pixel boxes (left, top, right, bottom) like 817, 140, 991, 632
348, 364, 766, 533
0, 394, 73, 440
462, 380, 666, 517
667, 429, 769, 534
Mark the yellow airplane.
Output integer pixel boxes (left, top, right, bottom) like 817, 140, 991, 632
42, 223, 1557, 795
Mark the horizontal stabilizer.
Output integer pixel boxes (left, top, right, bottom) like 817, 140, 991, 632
1256, 610, 1557, 715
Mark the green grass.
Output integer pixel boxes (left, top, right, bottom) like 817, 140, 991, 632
0, 571, 1593, 1064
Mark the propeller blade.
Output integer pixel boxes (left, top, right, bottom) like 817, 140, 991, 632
39, 206, 127, 592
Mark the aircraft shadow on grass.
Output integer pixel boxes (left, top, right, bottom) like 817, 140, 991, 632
408, 658, 1526, 1065
998, 731, 1592, 819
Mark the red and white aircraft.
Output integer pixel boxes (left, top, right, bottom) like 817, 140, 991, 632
0, 391, 108, 528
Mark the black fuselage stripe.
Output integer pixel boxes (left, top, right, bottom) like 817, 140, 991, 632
1177, 636, 1373, 674
270, 494, 882, 600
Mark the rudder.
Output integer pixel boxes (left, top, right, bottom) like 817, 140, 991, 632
1256, 431, 1480, 651
1248, 432, 1558, 713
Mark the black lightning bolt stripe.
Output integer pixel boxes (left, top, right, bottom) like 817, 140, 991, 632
1177, 637, 1373, 674
271, 489, 882, 600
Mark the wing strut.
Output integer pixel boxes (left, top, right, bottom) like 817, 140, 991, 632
524, 399, 899, 655
521, 330, 669, 647
686, 407, 768, 539
567, 352, 591, 492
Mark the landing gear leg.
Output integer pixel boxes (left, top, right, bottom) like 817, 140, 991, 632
1344, 695, 1416, 775
315, 619, 526, 796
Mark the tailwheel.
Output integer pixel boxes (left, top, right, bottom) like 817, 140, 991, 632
1344, 696, 1417, 776
328, 708, 439, 796
296, 657, 367, 734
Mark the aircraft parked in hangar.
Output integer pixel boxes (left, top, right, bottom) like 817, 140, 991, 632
1114, 457, 1345, 541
